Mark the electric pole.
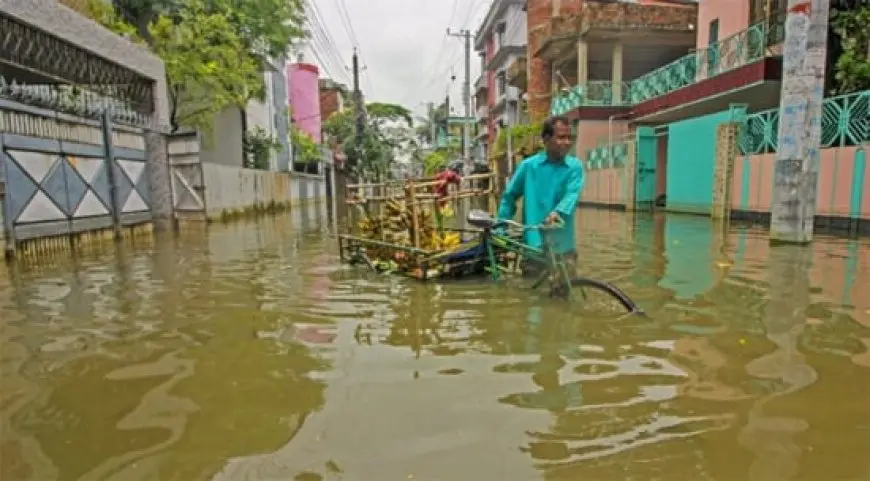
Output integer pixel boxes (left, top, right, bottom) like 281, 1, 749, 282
352, 48, 365, 179
769, 0, 830, 244
427, 102, 436, 148
447, 28, 472, 169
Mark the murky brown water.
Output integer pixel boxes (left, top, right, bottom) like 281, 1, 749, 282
1, 209, 869, 481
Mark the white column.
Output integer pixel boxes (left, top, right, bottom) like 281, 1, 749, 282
576, 39, 588, 86
612, 42, 624, 104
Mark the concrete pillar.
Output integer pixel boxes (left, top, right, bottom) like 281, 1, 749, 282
577, 40, 588, 86
612, 42, 623, 103
146, 129, 174, 232
769, 0, 830, 244
712, 122, 740, 220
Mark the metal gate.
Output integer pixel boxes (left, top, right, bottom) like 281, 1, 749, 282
0, 100, 152, 255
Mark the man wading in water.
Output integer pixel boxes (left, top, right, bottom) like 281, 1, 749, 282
496, 115, 584, 276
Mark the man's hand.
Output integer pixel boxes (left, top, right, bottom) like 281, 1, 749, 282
544, 212, 562, 225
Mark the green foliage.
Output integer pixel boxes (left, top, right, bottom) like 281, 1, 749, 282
492, 122, 543, 159
831, 6, 870, 94
150, 2, 263, 132
291, 126, 321, 164
323, 102, 418, 180
244, 126, 281, 170
80, 0, 306, 132
423, 150, 449, 176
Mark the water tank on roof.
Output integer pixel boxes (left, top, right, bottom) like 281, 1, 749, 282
286, 62, 322, 143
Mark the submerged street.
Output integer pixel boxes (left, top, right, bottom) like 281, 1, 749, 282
1, 209, 869, 481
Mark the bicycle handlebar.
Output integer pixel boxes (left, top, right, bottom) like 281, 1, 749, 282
498, 217, 564, 232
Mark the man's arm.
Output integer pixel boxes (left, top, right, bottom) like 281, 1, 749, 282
497, 160, 527, 220
553, 160, 585, 219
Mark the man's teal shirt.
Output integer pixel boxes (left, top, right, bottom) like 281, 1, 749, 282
496, 151, 585, 254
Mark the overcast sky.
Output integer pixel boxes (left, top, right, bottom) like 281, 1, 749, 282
298, 0, 492, 120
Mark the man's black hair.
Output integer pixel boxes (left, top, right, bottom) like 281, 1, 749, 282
541, 115, 571, 139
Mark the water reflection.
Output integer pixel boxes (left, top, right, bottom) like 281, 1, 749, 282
0, 209, 868, 481
1, 215, 329, 481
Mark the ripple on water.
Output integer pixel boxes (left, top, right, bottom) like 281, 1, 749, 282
2, 212, 870, 481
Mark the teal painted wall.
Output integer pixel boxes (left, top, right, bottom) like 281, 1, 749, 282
666, 110, 737, 214
635, 127, 657, 204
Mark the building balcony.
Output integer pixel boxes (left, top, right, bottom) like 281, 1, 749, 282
492, 88, 520, 114
476, 104, 489, 120
535, 0, 698, 63
549, 16, 786, 120
474, 75, 487, 94
507, 55, 527, 91
629, 19, 784, 105
487, 44, 525, 71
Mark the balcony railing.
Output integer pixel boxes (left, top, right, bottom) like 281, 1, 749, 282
550, 16, 785, 115
739, 90, 870, 155
551, 81, 632, 115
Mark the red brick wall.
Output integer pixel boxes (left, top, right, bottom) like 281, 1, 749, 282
320, 89, 341, 122
526, 0, 553, 122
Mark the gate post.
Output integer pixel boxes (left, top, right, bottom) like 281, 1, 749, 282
0, 134, 13, 258
101, 111, 123, 239
712, 122, 740, 220
145, 127, 174, 232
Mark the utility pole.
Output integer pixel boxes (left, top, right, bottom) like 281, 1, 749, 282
427, 102, 436, 148
447, 28, 472, 168
352, 48, 365, 180
769, 0, 830, 244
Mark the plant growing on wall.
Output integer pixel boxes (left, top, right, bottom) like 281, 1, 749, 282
291, 126, 321, 164
831, 5, 870, 94
491, 122, 543, 159
244, 126, 281, 170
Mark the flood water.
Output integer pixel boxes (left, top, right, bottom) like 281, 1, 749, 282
1, 209, 869, 481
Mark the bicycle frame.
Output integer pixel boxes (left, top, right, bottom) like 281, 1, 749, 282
476, 215, 578, 300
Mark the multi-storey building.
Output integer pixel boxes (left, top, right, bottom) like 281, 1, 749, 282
473, 0, 528, 161
539, 0, 868, 231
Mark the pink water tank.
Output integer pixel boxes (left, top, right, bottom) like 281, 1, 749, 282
286, 62, 322, 143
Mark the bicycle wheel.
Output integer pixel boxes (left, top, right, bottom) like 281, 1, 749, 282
569, 277, 643, 315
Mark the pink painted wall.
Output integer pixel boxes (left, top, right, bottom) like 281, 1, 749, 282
696, 0, 750, 50
730, 146, 869, 218
581, 167, 626, 205
287, 62, 322, 143
575, 120, 629, 159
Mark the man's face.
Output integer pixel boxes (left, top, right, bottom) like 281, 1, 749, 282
546, 122, 573, 160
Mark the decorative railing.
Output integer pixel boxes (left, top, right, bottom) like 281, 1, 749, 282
550, 16, 785, 115
739, 90, 870, 155
585, 141, 629, 170
551, 81, 632, 115
0, 76, 150, 126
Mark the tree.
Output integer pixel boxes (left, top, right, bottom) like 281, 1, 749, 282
78, 0, 307, 132
149, 2, 263, 132
323, 102, 418, 180
830, 5, 870, 94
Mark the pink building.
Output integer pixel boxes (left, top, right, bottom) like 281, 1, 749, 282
286, 62, 322, 143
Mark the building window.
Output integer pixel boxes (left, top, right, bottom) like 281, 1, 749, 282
708, 19, 719, 45
496, 22, 506, 48
497, 71, 507, 97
